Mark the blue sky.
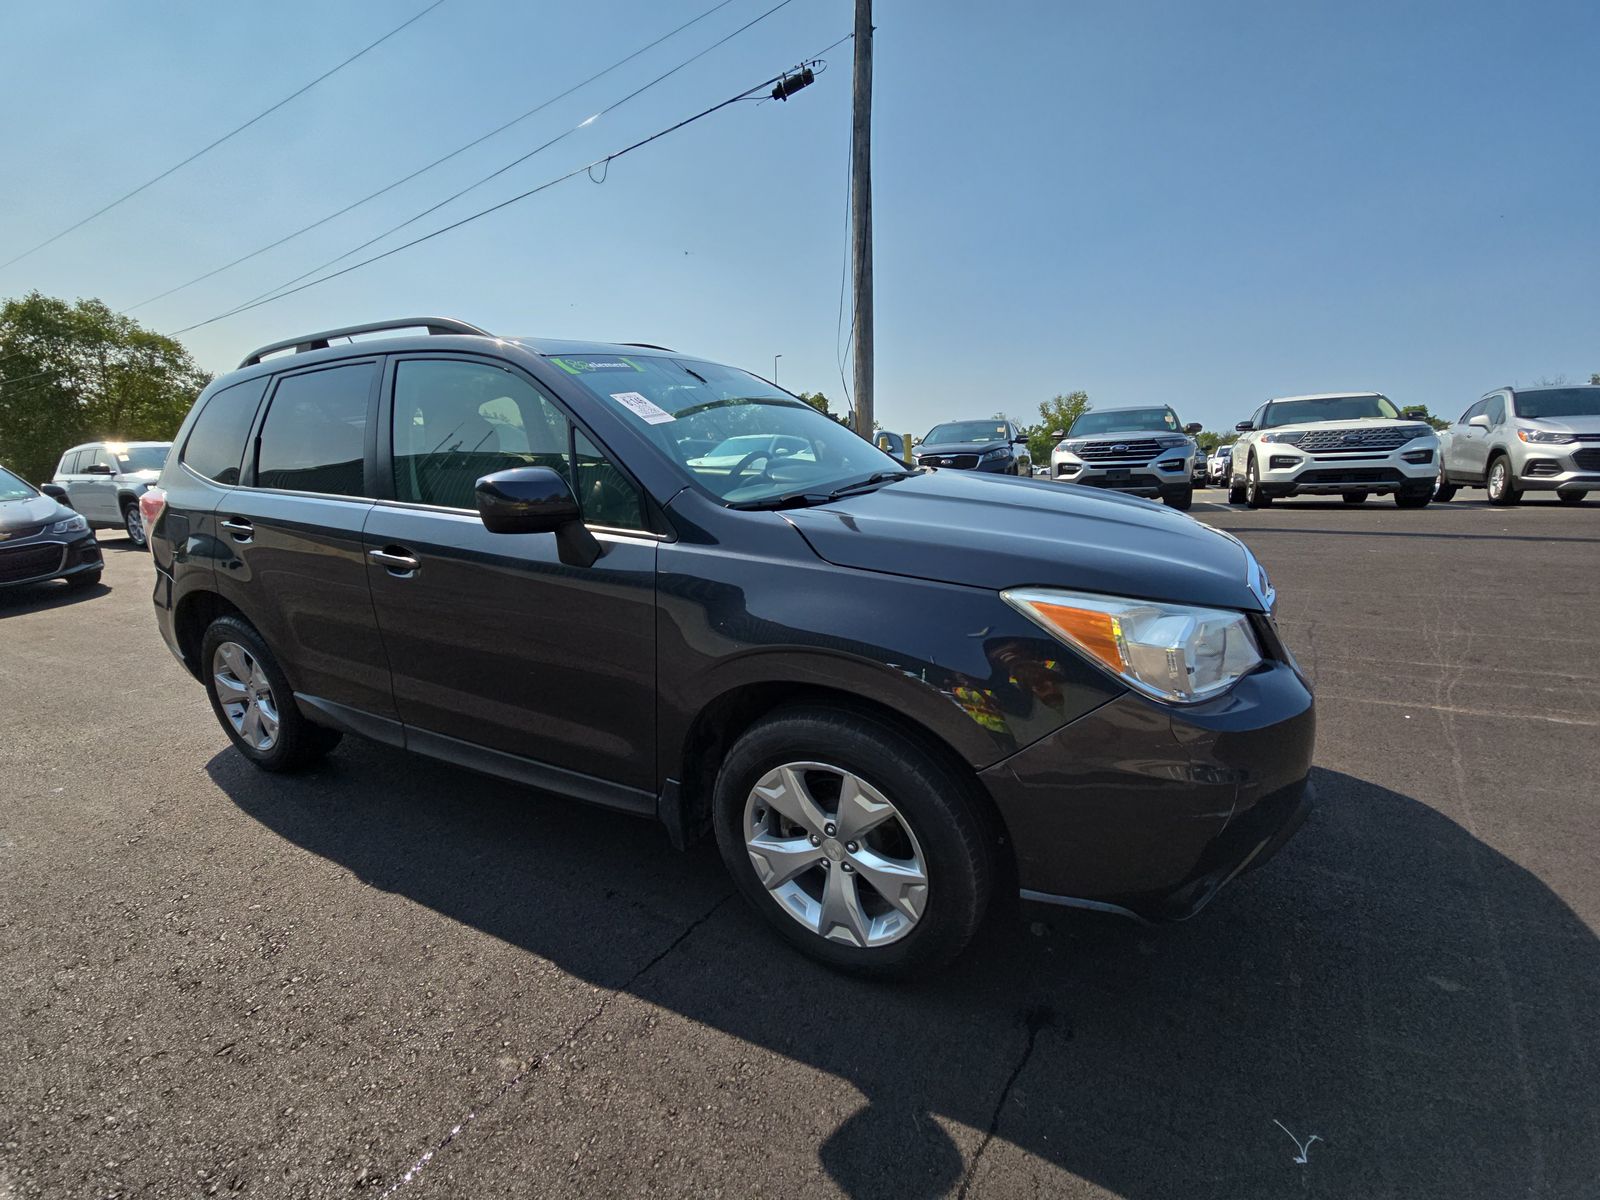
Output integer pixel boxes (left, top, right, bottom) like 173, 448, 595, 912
2, 0, 1595, 435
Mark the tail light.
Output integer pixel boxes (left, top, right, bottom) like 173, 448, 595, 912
139, 486, 167, 537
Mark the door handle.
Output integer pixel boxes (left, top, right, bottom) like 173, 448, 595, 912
220, 518, 254, 542
369, 547, 420, 575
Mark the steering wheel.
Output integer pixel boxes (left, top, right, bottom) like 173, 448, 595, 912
728, 450, 774, 482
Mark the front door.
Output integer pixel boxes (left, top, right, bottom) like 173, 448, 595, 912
363, 355, 657, 793
77, 447, 120, 522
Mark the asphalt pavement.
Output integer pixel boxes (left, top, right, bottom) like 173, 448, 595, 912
3, 491, 1597, 1199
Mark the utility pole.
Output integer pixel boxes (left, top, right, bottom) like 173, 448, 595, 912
850, 0, 873, 440
773, 353, 781, 383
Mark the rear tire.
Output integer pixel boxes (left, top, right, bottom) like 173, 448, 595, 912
1245, 457, 1272, 508
201, 615, 341, 772
1163, 485, 1194, 511
713, 706, 992, 979
1486, 455, 1522, 506
1342, 491, 1369, 505
1558, 491, 1587, 505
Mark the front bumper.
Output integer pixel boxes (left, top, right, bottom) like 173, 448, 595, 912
1052, 454, 1193, 496
0, 530, 102, 589
980, 657, 1315, 920
1513, 445, 1600, 492
1255, 441, 1437, 496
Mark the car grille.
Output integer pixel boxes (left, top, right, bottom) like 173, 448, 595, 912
0, 542, 65, 584
1296, 427, 1416, 452
1574, 448, 1600, 471
1078, 439, 1162, 465
920, 453, 979, 469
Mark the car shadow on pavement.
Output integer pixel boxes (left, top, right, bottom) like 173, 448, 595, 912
212, 744, 1598, 1199
0, 576, 109, 616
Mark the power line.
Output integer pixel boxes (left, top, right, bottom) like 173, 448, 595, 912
121, 0, 745, 314
0, 0, 447, 274
171, 48, 836, 337
224, 0, 800, 321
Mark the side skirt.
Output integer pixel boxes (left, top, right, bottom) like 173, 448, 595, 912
294, 693, 656, 818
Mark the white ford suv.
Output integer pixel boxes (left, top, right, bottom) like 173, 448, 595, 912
1227, 392, 1439, 508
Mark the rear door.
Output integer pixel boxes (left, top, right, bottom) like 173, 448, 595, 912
362, 354, 658, 795
214, 358, 397, 727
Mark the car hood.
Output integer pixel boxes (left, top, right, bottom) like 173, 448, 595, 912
917, 440, 1009, 456
0, 493, 68, 531
1523, 415, 1600, 436
781, 470, 1264, 611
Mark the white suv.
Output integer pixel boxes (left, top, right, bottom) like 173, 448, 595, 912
1227, 393, 1438, 508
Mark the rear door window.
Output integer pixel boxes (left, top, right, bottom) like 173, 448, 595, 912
182, 378, 268, 485
255, 363, 375, 496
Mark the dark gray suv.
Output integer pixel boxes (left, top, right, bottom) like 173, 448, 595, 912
146, 318, 1315, 977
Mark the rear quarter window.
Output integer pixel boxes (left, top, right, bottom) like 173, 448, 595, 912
182, 378, 269, 485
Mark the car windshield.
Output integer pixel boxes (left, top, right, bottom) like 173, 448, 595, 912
1514, 389, 1600, 420
923, 421, 1009, 444
549, 352, 901, 504
1068, 408, 1180, 436
112, 445, 168, 473
1262, 395, 1399, 426
0, 466, 36, 501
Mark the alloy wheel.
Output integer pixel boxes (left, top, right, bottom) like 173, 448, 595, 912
743, 762, 929, 948
1489, 461, 1505, 500
125, 505, 146, 545
211, 641, 279, 751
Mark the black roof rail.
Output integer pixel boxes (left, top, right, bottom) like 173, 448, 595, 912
619, 342, 674, 352
238, 317, 491, 368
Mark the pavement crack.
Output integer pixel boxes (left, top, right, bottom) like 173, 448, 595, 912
956, 1005, 1058, 1200
377, 890, 733, 1197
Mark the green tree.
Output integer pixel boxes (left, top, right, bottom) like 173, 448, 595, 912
1026, 391, 1091, 462
0, 292, 211, 484
796, 390, 850, 426
1590, 373, 1598, 385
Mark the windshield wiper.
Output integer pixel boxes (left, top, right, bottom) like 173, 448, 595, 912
732, 470, 912, 512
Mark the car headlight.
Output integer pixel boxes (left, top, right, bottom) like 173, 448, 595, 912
49, 514, 89, 534
980, 446, 1012, 462
1002, 587, 1264, 704
1257, 431, 1303, 445
1058, 440, 1085, 453
1518, 429, 1574, 444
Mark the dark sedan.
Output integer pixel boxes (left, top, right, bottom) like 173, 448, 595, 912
0, 465, 103, 590
916, 419, 1031, 475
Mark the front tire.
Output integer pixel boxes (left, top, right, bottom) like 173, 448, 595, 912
1558, 491, 1587, 505
1163, 485, 1194, 511
65, 568, 103, 590
1342, 491, 1369, 505
1486, 455, 1522, 506
1226, 468, 1246, 505
1394, 488, 1432, 509
713, 707, 992, 978
122, 501, 148, 549
1245, 457, 1272, 508
201, 615, 341, 772
1435, 469, 1457, 502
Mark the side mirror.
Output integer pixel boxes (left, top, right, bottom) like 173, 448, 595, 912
475, 467, 603, 568
1235, 421, 1255, 432
1183, 422, 1203, 435
40, 483, 69, 500
1050, 430, 1065, 440
1401, 407, 1427, 420
84, 463, 115, 475
1012, 435, 1029, 445
1467, 414, 1491, 430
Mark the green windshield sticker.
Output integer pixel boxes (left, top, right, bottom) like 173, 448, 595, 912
550, 355, 644, 375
